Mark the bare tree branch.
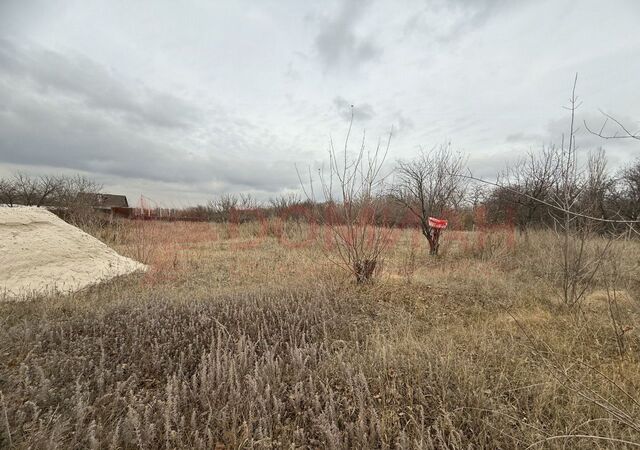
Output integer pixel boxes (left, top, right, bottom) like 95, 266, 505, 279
585, 110, 640, 141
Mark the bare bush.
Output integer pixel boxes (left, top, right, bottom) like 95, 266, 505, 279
301, 113, 393, 283
269, 193, 301, 211
207, 193, 239, 219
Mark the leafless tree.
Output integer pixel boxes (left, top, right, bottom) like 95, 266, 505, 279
207, 194, 238, 218
56, 175, 104, 225
299, 111, 393, 283
11, 172, 44, 206
491, 145, 561, 229
585, 106, 639, 236
391, 143, 467, 255
468, 183, 487, 209
36, 176, 64, 207
0, 173, 101, 208
599, 159, 640, 240
269, 193, 302, 212
239, 193, 259, 210
580, 148, 615, 222
62, 175, 102, 204
269, 193, 308, 230
0, 178, 18, 206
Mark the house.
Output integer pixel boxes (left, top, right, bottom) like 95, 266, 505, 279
78, 193, 129, 210
92, 193, 129, 210
72, 193, 132, 219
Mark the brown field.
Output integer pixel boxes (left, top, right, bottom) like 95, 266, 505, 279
1, 220, 640, 449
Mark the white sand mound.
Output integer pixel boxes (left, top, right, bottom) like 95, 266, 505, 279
1, 206, 146, 300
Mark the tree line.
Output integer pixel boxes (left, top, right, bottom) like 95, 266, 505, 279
0, 173, 100, 208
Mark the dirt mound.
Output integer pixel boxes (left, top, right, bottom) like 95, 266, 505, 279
0, 206, 146, 300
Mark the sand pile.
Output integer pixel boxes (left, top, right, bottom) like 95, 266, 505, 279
1, 206, 146, 299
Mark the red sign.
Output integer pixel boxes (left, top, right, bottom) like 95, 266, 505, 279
428, 217, 448, 229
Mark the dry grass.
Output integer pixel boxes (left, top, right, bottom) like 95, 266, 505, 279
1, 220, 640, 448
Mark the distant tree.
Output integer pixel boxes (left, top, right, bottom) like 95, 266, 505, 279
0, 173, 100, 208
391, 143, 467, 255
611, 159, 640, 223
239, 193, 259, 210
269, 193, 301, 212
12, 172, 44, 206
580, 148, 615, 222
489, 146, 561, 229
206, 194, 239, 221
0, 178, 18, 206
585, 111, 639, 233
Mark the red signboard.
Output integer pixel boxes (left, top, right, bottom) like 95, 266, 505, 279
428, 217, 448, 229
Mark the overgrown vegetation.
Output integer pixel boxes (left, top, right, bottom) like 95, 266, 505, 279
1, 221, 640, 448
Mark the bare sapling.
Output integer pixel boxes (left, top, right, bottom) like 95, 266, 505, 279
549, 75, 614, 309
299, 109, 393, 283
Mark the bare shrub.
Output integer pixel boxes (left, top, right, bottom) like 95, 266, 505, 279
206, 193, 239, 221
301, 112, 394, 283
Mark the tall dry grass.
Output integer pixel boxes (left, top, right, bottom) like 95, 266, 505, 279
1, 221, 639, 448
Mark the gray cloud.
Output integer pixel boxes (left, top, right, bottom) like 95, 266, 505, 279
505, 131, 543, 143
502, 110, 639, 170
0, 93, 298, 191
404, 0, 516, 43
0, 40, 301, 196
394, 112, 415, 135
333, 96, 375, 122
0, 39, 199, 130
314, 0, 381, 70
546, 112, 639, 166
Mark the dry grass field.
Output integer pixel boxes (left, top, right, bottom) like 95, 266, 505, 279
1, 220, 640, 449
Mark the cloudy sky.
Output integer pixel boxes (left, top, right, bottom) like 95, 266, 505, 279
1, 0, 639, 206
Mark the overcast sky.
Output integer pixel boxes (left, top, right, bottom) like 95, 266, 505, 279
1, 0, 639, 206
